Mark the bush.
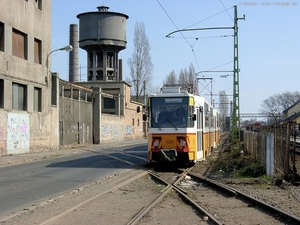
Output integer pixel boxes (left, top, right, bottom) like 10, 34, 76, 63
238, 163, 265, 177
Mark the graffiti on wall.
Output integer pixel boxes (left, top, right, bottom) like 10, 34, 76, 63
101, 123, 122, 140
7, 113, 30, 154
86, 125, 90, 141
126, 126, 131, 135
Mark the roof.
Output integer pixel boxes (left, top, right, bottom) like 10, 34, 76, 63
282, 99, 300, 113
283, 111, 300, 122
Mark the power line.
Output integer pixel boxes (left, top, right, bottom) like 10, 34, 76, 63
156, 0, 202, 72
218, 0, 234, 22
185, 6, 234, 29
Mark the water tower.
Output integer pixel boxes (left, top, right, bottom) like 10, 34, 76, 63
77, 6, 129, 82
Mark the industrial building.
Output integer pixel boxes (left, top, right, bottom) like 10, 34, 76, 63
0, 0, 145, 156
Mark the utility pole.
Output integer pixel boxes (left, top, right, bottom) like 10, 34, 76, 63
232, 5, 245, 152
197, 77, 213, 105
166, 5, 244, 152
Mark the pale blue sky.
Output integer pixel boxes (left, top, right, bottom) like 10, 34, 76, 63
51, 0, 300, 114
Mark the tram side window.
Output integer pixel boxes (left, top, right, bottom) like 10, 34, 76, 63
204, 103, 209, 128
210, 107, 213, 129
187, 105, 194, 127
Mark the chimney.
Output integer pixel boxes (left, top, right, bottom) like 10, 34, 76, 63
69, 24, 79, 82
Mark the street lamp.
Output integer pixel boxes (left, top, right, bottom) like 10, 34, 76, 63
46, 45, 73, 85
46, 45, 73, 68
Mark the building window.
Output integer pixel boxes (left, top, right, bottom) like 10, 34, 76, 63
59, 84, 63, 97
34, 38, 42, 64
0, 22, 4, 52
107, 52, 114, 68
34, 87, 42, 112
12, 29, 27, 59
35, 0, 42, 10
96, 52, 103, 68
88, 52, 93, 68
80, 91, 87, 101
132, 119, 134, 126
87, 92, 93, 102
88, 71, 93, 81
12, 82, 27, 111
96, 71, 103, 80
103, 98, 115, 109
51, 74, 57, 105
0, 79, 4, 108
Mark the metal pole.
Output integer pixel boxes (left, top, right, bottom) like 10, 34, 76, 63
231, 5, 245, 152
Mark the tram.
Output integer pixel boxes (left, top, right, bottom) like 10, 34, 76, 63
145, 85, 220, 165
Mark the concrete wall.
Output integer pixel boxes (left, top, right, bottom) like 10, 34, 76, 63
59, 97, 93, 146
77, 81, 145, 143
0, 0, 59, 156
58, 80, 93, 146
101, 114, 125, 142
0, 1, 145, 155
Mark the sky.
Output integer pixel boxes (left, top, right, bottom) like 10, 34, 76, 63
51, 0, 300, 116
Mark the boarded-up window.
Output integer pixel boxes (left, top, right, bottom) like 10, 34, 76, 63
12, 82, 27, 111
34, 38, 42, 64
0, 79, 4, 108
0, 22, 4, 52
12, 29, 27, 59
35, 0, 42, 10
34, 87, 42, 112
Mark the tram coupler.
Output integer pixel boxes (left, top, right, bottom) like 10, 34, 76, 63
159, 149, 177, 161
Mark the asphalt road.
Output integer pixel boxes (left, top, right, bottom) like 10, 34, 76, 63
0, 141, 148, 219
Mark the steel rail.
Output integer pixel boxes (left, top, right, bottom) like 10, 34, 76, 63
128, 169, 223, 225
186, 171, 300, 224
40, 170, 149, 225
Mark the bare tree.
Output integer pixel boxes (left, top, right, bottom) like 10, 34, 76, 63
127, 22, 153, 102
187, 64, 197, 93
163, 64, 196, 92
163, 70, 177, 85
261, 91, 300, 124
178, 68, 188, 86
219, 90, 229, 131
261, 96, 283, 124
187, 63, 196, 85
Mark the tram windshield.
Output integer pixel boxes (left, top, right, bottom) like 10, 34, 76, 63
149, 97, 193, 128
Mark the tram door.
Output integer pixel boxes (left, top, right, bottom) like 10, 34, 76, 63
196, 107, 203, 159
213, 114, 216, 147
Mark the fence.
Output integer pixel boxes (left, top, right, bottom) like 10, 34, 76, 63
243, 123, 299, 183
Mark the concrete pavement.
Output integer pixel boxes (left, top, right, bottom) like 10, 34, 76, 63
0, 139, 148, 167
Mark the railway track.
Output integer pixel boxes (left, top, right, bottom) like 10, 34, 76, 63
2, 165, 300, 224
179, 169, 300, 224
1, 136, 299, 224
143, 168, 300, 224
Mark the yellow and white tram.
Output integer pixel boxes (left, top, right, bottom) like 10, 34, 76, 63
146, 86, 220, 164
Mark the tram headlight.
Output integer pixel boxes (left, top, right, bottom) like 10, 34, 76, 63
179, 140, 186, 147
153, 139, 160, 147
